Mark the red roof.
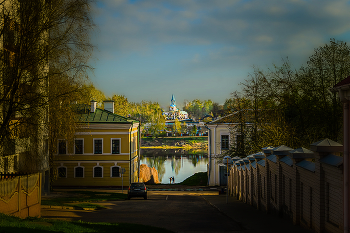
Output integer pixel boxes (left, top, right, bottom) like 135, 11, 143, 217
333, 76, 350, 88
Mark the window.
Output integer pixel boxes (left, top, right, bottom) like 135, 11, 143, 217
58, 167, 67, 178
58, 140, 67, 154
94, 166, 103, 178
221, 135, 229, 150
111, 166, 120, 177
75, 166, 84, 178
75, 139, 83, 154
94, 139, 102, 154
112, 139, 120, 154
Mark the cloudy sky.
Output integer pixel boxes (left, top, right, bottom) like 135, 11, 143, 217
89, 0, 350, 109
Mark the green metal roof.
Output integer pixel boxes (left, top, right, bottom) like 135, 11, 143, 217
75, 104, 139, 124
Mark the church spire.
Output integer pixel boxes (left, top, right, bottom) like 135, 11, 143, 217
170, 94, 177, 111
171, 94, 176, 105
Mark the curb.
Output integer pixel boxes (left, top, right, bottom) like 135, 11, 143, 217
41, 205, 97, 211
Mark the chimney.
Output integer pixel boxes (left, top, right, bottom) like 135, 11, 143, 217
90, 100, 97, 113
103, 100, 114, 113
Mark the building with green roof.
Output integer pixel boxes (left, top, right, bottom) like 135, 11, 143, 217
52, 100, 140, 188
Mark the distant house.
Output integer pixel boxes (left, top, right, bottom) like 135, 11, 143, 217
52, 100, 140, 188
206, 109, 257, 186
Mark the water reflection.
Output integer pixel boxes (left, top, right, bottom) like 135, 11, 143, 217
140, 149, 208, 184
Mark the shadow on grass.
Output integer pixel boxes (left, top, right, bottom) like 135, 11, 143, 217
41, 191, 128, 207
0, 214, 174, 233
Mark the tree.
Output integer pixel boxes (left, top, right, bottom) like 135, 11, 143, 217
211, 102, 224, 117
112, 94, 129, 117
191, 125, 197, 136
180, 121, 187, 134
183, 99, 213, 120
81, 84, 106, 108
172, 119, 181, 135
0, 0, 94, 173
238, 39, 348, 152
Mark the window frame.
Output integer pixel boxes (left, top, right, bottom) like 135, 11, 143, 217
93, 166, 103, 178
221, 135, 229, 150
74, 166, 84, 178
58, 139, 67, 155
111, 138, 121, 154
74, 138, 84, 154
57, 166, 67, 178
110, 166, 121, 178
94, 138, 103, 154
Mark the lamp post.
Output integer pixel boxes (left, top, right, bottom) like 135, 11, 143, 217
223, 156, 233, 204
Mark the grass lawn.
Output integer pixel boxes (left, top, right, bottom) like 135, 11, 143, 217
41, 191, 127, 209
179, 172, 208, 186
0, 213, 174, 233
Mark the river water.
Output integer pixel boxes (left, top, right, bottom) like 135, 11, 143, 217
140, 148, 208, 184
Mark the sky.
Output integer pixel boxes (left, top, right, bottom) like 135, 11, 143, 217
89, 0, 350, 109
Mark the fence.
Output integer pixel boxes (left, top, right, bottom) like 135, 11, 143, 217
0, 172, 41, 218
228, 139, 343, 233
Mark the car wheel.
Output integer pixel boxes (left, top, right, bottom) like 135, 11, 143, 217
144, 196, 147, 200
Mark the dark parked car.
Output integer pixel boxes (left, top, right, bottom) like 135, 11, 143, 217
127, 182, 147, 200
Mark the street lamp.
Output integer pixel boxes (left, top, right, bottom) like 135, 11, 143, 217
222, 156, 233, 204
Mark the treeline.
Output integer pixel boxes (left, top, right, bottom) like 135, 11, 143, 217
225, 39, 347, 157
183, 99, 224, 121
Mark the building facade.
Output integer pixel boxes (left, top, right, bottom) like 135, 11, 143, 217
206, 110, 253, 186
52, 101, 140, 188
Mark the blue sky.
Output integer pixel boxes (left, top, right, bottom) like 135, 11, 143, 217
89, 0, 350, 109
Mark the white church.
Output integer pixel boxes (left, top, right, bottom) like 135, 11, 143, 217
162, 94, 189, 120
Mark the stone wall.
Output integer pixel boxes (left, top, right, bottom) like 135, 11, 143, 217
228, 139, 343, 233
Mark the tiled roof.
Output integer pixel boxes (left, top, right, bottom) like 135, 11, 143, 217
262, 146, 274, 154
296, 160, 315, 172
289, 147, 314, 159
311, 138, 342, 147
250, 161, 257, 169
266, 154, 277, 163
75, 105, 138, 124
280, 156, 293, 166
253, 152, 265, 159
257, 159, 265, 167
319, 154, 343, 167
273, 145, 293, 155
310, 138, 343, 153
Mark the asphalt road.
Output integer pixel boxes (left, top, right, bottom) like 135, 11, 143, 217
42, 192, 243, 233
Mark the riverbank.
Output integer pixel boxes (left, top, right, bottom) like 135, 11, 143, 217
141, 136, 208, 149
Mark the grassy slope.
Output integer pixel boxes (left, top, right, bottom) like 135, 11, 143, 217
41, 191, 127, 209
179, 172, 208, 186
